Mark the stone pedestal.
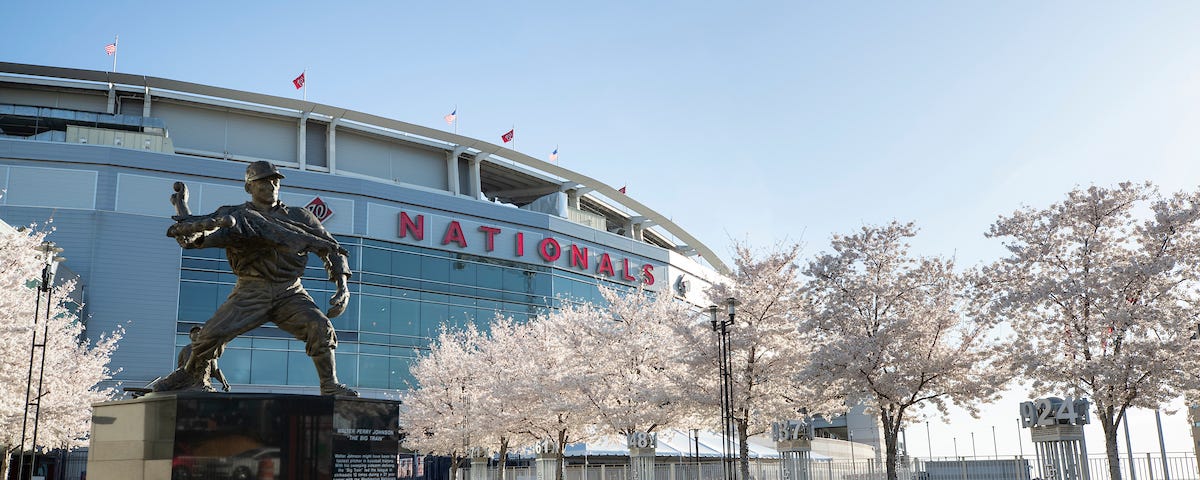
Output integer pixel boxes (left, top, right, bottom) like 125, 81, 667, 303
777, 439, 812, 480
1030, 425, 1090, 480
470, 456, 490, 480
88, 392, 399, 480
628, 447, 655, 480
535, 453, 559, 480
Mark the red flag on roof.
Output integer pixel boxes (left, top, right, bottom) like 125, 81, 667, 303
619, 186, 626, 194
292, 72, 306, 89
501, 129, 514, 143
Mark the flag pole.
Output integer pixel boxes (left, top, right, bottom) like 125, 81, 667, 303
454, 104, 458, 135
112, 35, 118, 72
303, 68, 307, 101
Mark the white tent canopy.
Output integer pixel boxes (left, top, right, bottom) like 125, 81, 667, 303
560, 429, 832, 461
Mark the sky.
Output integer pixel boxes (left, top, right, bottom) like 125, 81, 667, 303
6, 0, 1200, 459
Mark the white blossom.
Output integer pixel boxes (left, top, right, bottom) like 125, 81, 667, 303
0, 224, 122, 479
801, 222, 1006, 480
979, 182, 1200, 480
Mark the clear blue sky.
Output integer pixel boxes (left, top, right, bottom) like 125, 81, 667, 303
6, 0, 1200, 458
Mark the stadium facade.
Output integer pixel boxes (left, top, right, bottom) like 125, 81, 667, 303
0, 62, 728, 399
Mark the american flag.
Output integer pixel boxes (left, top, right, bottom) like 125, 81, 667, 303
104, 43, 117, 55
501, 129, 514, 143
444, 109, 457, 125
292, 72, 306, 89
549, 147, 558, 162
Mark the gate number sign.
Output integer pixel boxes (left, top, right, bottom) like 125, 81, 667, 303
1019, 397, 1091, 427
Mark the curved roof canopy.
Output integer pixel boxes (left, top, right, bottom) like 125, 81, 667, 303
0, 62, 728, 274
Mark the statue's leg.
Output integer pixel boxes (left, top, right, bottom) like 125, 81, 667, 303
177, 280, 273, 390
274, 283, 358, 396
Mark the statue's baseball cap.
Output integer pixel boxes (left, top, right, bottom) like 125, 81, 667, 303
245, 161, 286, 182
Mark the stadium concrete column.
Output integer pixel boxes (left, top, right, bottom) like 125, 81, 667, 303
446, 145, 468, 195
297, 111, 310, 170
142, 84, 151, 118
470, 153, 487, 199
327, 117, 339, 174
106, 83, 116, 114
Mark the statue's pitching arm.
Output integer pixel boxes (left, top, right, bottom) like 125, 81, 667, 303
165, 182, 235, 242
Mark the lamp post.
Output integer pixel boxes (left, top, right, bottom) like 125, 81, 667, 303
18, 241, 64, 480
710, 297, 737, 480
690, 428, 700, 480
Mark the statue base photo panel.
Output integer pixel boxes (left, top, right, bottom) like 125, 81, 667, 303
87, 392, 399, 480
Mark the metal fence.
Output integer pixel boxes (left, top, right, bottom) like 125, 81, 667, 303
472, 453, 1198, 480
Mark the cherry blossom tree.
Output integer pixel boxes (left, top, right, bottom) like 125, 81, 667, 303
559, 286, 697, 438
702, 241, 825, 480
979, 182, 1200, 480
400, 325, 487, 480
485, 315, 591, 480
800, 222, 1008, 480
0, 224, 122, 480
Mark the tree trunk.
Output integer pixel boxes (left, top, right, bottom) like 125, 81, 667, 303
880, 410, 901, 480
737, 418, 751, 480
498, 437, 510, 480
450, 454, 464, 480
1100, 404, 1124, 480
0, 444, 12, 480
556, 428, 569, 480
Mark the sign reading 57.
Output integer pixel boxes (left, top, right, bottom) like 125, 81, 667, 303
1019, 397, 1091, 427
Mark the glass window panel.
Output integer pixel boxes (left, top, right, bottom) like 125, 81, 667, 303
181, 258, 217, 270
360, 333, 390, 345
393, 252, 421, 279
220, 348, 251, 385
531, 273, 552, 298
573, 279, 596, 304
448, 305, 474, 330
228, 337, 252, 348
390, 336, 425, 349
216, 284, 234, 302
337, 343, 357, 353
391, 299, 420, 336
391, 357, 414, 390
477, 264, 502, 289
336, 352, 358, 386
503, 268, 529, 295
359, 273, 391, 287
551, 276, 576, 302
253, 338, 289, 350
361, 247, 392, 275
359, 355, 390, 389
420, 302, 448, 337
176, 334, 192, 347
422, 292, 448, 304
393, 277, 422, 290
250, 350, 287, 385
287, 351, 319, 386
448, 259, 475, 286
178, 282, 217, 322
360, 296, 390, 333
362, 284, 392, 296
360, 343, 390, 355
180, 270, 218, 282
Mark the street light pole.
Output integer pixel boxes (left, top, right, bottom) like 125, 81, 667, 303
17, 241, 64, 480
710, 298, 737, 480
